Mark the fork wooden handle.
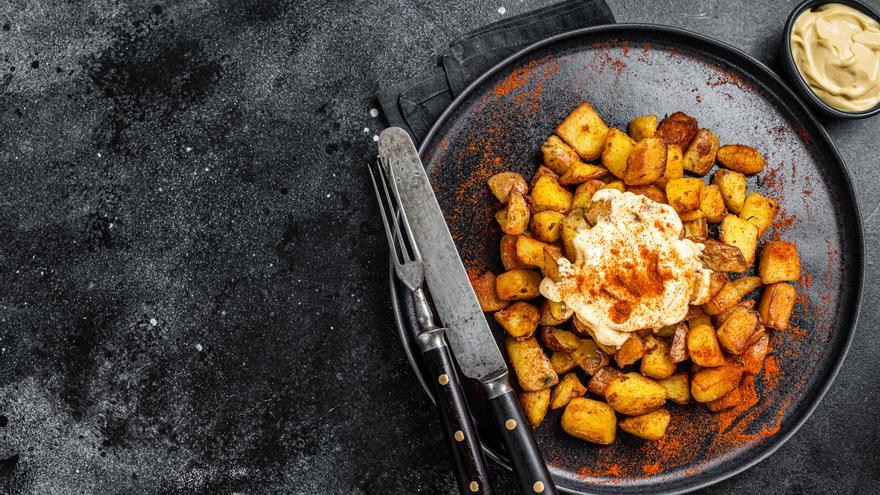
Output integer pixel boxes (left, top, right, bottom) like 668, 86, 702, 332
419, 329, 494, 495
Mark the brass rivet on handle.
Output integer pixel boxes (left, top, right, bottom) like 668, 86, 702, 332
533, 481, 545, 493
454, 430, 465, 442
469, 481, 479, 492
505, 419, 517, 430
438, 374, 449, 385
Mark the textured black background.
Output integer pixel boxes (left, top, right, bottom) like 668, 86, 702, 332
0, 1, 877, 494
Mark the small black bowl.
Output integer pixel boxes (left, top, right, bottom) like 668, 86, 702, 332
780, 0, 880, 119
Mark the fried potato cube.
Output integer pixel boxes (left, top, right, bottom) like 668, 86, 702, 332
628, 114, 658, 141
571, 339, 609, 375
700, 239, 748, 273
712, 169, 747, 213
653, 324, 677, 338
758, 282, 797, 330
542, 246, 565, 283
600, 128, 635, 179
679, 209, 704, 222
739, 332, 770, 375
758, 241, 801, 284
713, 299, 756, 327
720, 214, 759, 265
717, 144, 765, 175
500, 235, 528, 270
540, 326, 581, 352
468, 271, 510, 312
488, 172, 528, 203
561, 398, 617, 445
572, 179, 605, 210
641, 336, 676, 380
740, 193, 779, 238
708, 272, 730, 301
516, 235, 551, 268
656, 111, 698, 148
555, 102, 610, 161
601, 179, 625, 192
605, 372, 667, 416
683, 217, 708, 242
541, 135, 581, 175
550, 351, 578, 374
495, 269, 542, 301
550, 372, 588, 409
683, 128, 720, 176
506, 336, 559, 391
528, 211, 564, 243
707, 375, 758, 412
626, 185, 667, 204
531, 175, 572, 214
519, 389, 551, 429
560, 162, 609, 187
687, 313, 725, 367
495, 190, 530, 234
561, 208, 589, 260
715, 306, 760, 355
494, 302, 540, 340
691, 362, 745, 403
658, 144, 685, 189
614, 333, 646, 367
670, 322, 689, 363
700, 184, 727, 223
530, 165, 560, 189
666, 177, 704, 213
658, 372, 691, 404
588, 367, 625, 398
619, 409, 670, 441
703, 276, 762, 315
539, 299, 573, 326
624, 137, 667, 185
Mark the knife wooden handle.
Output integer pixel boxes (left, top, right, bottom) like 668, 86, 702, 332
487, 382, 557, 495
421, 332, 494, 495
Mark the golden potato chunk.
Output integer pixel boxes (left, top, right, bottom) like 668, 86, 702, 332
712, 169, 747, 214
571, 179, 605, 210
720, 214, 759, 265
628, 114, 658, 141
758, 241, 801, 284
758, 282, 797, 330
541, 246, 565, 283
656, 111, 698, 148
601, 128, 635, 179
531, 175, 572, 214
519, 389, 551, 429
550, 351, 578, 374
713, 299, 756, 327
561, 208, 588, 260
529, 211, 564, 243
495, 269, 542, 301
687, 313, 725, 367
540, 326, 581, 352
700, 239, 748, 273
571, 339, 609, 375
530, 165, 559, 189
739, 332, 770, 375
495, 190, 530, 234
515, 235, 551, 268
614, 333, 645, 368
488, 172, 528, 203
703, 276, 762, 315
560, 162, 609, 186
683, 217, 708, 242
601, 179, 625, 192
505, 336, 559, 391
468, 271, 510, 312
541, 135, 581, 175
707, 375, 758, 412
641, 336, 676, 380
588, 367, 625, 398
556, 102, 610, 161
494, 302, 540, 340
550, 372, 588, 409
659, 144, 685, 189
561, 398, 617, 445
700, 184, 727, 223
539, 299, 573, 326
605, 372, 667, 416
683, 128, 720, 176
658, 372, 691, 405
740, 193, 779, 237
717, 144, 765, 175
624, 137, 667, 185
619, 409, 671, 441
626, 184, 667, 204
715, 306, 760, 355
666, 177, 704, 213
500, 235, 528, 270
691, 362, 745, 403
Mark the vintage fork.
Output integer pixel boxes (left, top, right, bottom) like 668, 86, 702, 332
368, 158, 494, 495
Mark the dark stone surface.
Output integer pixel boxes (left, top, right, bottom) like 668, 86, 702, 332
0, 1, 877, 494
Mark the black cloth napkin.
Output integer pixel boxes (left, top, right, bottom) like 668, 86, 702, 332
375, 0, 615, 144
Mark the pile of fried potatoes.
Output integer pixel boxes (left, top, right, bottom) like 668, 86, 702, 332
469, 102, 801, 445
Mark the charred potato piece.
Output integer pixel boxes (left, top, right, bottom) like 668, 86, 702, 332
605, 372, 667, 416
717, 144, 765, 175
687, 313, 725, 367
601, 128, 635, 179
715, 306, 760, 355
556, 102, 610, 161
658, 372, 691, 405
488, 172, 528, 203
641, 336, 676, 380
561, 208, 589, 260
572, 179, 605, 210
670, 322, 689, 363
468, 271, 510, 312
628, 114, 658, 141
495, 190, 530, 234
703, 276, 762, 315
500, 235, 528, 270
700, 184, 727, 223
541, 135, 581, 175
666, 177, 704, 213
627, 184, 667, 204
561, 398, 617, 445
656, 111, 698, 148
531, 175, 572, 214
560, 162, 609, 186
539, 299, 573, 326
529, 211, 565, 243
495, 269, 542, 301
614, 333, 646, 367
494, 302, 540, 340
551, 351, 578, 374
712, 169, 747, 214
683, 128, 720, 176
505, 336, 559, 391
550, 372, 588, 409
624, 137, 667, 185
758, 241, 801, 284
720, 214, 759, 265
516, 235, 552, 268
701, 239, 749, 273
740, 193, 779, 237
588, 367, 625, 398
739, 332, 770, 375
619, 409, 671, 441
758, 282, 797, 330
571, 339, 609, 375
691, 361, 745, 403
540, 326, 581, 352
683, 217, 708, 242
519, 389, 551, 429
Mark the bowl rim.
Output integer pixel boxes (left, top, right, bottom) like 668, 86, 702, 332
782, 0, 880, 119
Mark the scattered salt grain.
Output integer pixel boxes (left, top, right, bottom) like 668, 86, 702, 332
363, 127, 369, 133
369, 108, 379, 118
498, 6, 506, 14
372, 135, 379, 142
195, 343, 204, 352
149, 318, 158, 326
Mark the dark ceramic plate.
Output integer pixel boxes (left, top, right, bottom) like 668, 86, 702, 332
390, 24, 864, 494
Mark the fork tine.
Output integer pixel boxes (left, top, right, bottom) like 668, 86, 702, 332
376, 159, 413, 262
379, 155, 422, 261
367, 161, 403, 266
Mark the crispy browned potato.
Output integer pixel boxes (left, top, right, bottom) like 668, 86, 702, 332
531, 175, 572, 214
683, 217, 708, 242
561, 398, 617, 445
703, 276, 762, 315
614, 333, 646, 367
519, 389, 551, 429
468, 271, 510, 312
712, 169, 747, 213
619, 409, 671, 441
540, 326, 581, 352
670, 322, 689, 363
641, 336, 676, 380
713, 299, 756, 327
515, 235, 551, 268
708, 272, 730, 301
701, 239, 748, 273
506, 336, 559, 391
551, 351, 578, 374
626, 185, 667, 204
500, 235, 528, 270
656, 111, 698, 148
530, 165, 559, 189
739, 332, 770, 374
758, 282, 797, 330
541, 135, 581, 175
588, 367, 625, 398
560, 162, 609, 186
539, 299, 573, 326
495, 269, 542, 301
717, 144, 765, 175
600, 129, 635, 179
494, 302, 540, 340
529, 211, 564, 243
659, 144, 685, 189
572, 179, 605, 210
488, 172, 528, 203
658, 372, 691, 404
550, 372, 588, 409
683, 128, 720, 176
624, 137, 667, 185
758, 241, 801, 284
628, 115, 658, 141
556, 102, 610, 161
687, 312, 725, 367
571, 339, 609, 375
740, 193, 779, 237
691, 361, 745, 403
666, 177, 704, 213
700, 184, 727, 223
715, 306, 760, 355
605, 372, 667, 416
495, 190, 530, 234
720, 214, 759, 265
561, 208, 589, 260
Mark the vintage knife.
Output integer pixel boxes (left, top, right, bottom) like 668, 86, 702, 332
380, 127, 558, 495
